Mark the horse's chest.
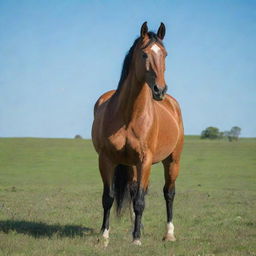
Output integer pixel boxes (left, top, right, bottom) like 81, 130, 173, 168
107, 126, 146, 164
108, 127, 127, 151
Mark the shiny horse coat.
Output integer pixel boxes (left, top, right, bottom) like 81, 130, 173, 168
92, 22, 184, 245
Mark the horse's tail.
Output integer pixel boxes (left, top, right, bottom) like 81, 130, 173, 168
114, 164, 133, 216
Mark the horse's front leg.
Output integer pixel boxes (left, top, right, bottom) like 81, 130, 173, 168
132, 154, 152, 245
99, 153, 116, 247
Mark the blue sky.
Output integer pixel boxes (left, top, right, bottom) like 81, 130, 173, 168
0, 0, 256, 138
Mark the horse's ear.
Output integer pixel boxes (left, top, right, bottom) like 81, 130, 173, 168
157, 22, 166, 40
140, 21, 148, 38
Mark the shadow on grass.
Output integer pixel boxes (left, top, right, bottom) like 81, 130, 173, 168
0, 220, 94, 238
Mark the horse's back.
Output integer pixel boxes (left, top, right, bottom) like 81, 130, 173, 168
92, 90, 116, 152
93, 90, 116, 116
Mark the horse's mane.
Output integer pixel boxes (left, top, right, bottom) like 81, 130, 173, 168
116, 32, 164, 91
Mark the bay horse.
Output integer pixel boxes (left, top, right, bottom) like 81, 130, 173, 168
92, 22, 184, 245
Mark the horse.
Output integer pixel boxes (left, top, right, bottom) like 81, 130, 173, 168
91, 22, 184, 246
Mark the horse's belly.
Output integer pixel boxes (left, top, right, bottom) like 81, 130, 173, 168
152, 110, 180, 163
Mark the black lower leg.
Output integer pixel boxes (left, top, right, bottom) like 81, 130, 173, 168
101, 186, 114, 231
132, 188, 146, 240
163, 185, 175, 222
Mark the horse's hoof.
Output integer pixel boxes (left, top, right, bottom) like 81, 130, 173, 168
96, 237, 109, 248
103, 238, 109, 247
132, 239, 142, 246
162, 234, 176, 242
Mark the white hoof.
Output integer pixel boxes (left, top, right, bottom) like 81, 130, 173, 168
132, 239, 142, 246
163, 233, 176, 242
163, 222, 176, 241
100, 229, 109, 247
103, 238, 109, 247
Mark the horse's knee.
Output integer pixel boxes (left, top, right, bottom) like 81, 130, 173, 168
163, 186, 175, 202
133, 189, 146, 215
133, 198, 145, 215
102, 186, 114, 209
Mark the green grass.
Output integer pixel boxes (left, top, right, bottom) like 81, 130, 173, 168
0, 137, 255, 256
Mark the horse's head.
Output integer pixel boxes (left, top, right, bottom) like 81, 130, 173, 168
134, 22, 168, 101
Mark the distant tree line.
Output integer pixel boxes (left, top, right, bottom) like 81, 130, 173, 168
201, 126, 241, 141
74, 134, 83, 139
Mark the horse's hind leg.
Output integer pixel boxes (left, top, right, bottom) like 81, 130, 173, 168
98, 153, 116, 246
162, 147, 182, 242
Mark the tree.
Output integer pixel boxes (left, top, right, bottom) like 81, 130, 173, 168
223, 131, 232, 141
223, 127, 241, 141
229, 126, 241, 141
200, 126, 242, 141
201, 126, 220, 139
74, 134, 83, 139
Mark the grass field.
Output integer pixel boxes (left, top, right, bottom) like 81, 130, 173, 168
0, 137, 255, 256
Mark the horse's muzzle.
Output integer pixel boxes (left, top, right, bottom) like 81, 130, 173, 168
152, 84, 167, 101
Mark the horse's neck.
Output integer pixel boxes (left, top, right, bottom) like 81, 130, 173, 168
115, 74, 153, 124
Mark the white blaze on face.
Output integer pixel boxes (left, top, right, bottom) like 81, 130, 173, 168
151, 44, 161, 54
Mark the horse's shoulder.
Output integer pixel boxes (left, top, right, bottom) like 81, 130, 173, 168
94, 90, 116, 113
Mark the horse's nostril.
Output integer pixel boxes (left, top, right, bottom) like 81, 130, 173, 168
154, 85, 159, 93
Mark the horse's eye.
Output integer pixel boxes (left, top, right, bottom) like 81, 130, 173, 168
142, 53, 148, 59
